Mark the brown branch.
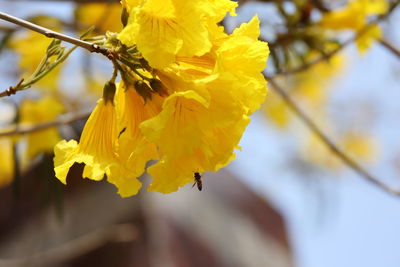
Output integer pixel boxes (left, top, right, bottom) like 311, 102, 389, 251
0, 110, 91, 137
266, 24, 381, 78
0, 11, 110, 56
0, 224, 137, 267
0, 79, 24, 98
379, 39, 400, 59
267, 77, 400, 196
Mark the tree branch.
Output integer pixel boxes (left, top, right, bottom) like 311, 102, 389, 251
0, 110, 91, 137
379, 39, 400, 59
0, 11, 110, 56
267, 77, 400, 196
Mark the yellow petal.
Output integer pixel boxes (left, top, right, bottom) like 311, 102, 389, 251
0, 138, 14, 187
147, 114, 249, 193
122, 0, 142, 13
107, 164, 143, 197
215, 21, 269, 114
320, 1, 365, 30
363, 0, 388, 15
53, 98, 118, 183
147, 158, 198, 193
115, 83, 160, 177
119, 0, 212, 68
140, 90, 209, 159
232, 15, 260, 39
263, 90, 291, 128
54, 139, 79, 184
75, 3, 123, 32
199, 0, 237, 22
356, 24, 382, 53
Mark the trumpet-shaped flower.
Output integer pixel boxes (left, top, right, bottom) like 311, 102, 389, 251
107, 82, 161, 196
118, 0, 237, 68
54, 98, 118, 184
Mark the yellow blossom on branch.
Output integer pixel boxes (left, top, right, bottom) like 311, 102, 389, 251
320, 0, 388, 53
54, 0, 269, 196
118, 0, 237, 68
54, 97, 118, 184
75, 3, 123, 33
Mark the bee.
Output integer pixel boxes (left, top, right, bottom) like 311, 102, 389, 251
192, 172, 202, 191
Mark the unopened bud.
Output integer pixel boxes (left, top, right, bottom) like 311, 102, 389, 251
102, 81, 116, 104
150, 79, 168, 96
121, 7, 129, 27
134, 80, 152, 101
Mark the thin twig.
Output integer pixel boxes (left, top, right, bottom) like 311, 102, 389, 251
266, 25, 377, 78
0, 110, 91, 137
0, 79, 24, 98
379, 39, 400, 59
0, 11, 110, 56
267, 77, 400, 196
0, 45, 79, 98
0, 224, 137, 267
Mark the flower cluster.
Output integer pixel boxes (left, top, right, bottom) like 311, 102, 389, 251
54, 0, 269, 196
321, 0, 388, 52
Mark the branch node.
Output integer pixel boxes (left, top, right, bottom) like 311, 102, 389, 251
44, 31, 55, 38
6, 78, 24, 96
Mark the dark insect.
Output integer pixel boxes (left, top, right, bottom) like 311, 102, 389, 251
192, 172, 202, 191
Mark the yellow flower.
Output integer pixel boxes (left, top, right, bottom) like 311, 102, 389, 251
108, 82, 161, 196
55, 1, 269, 196
0, 138, 14, 187
142, 91, 250, 192
75, 3, 123, 33
118, 0, 238, 68
356, 24, 382, 53
320, 0, 388, 52
20, 97, 64, 160
321, 0, 387, 30
139, 17, 266, 193
213, 16, 269, 114
263, 89, 291, 128
343, 133, 377, 163
139, 13, 266, 193
294, 54, 343, 108
302, 131, 377, 169
54, 98, 118, 184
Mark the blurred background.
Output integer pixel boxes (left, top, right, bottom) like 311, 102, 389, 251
0, 0, 399, 266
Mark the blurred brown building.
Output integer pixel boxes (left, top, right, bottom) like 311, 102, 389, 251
0, 159, 293, 267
